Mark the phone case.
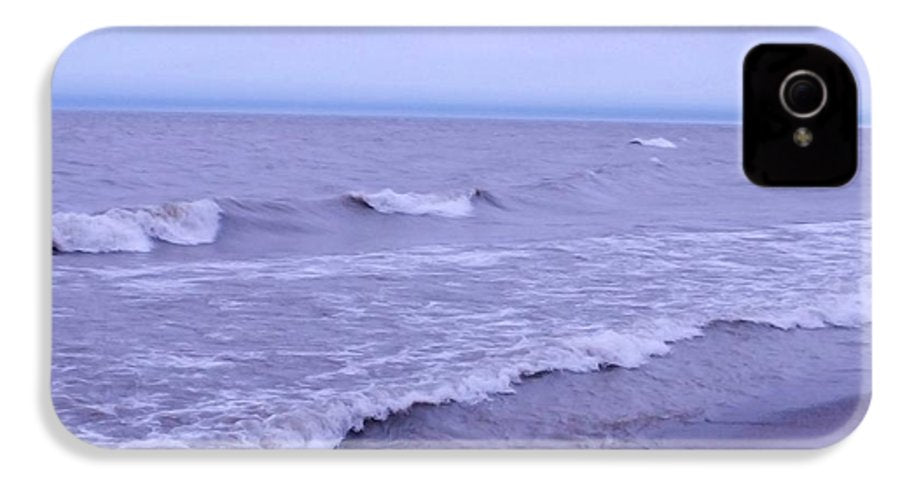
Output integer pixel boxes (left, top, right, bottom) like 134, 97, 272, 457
50, 27, 871, 449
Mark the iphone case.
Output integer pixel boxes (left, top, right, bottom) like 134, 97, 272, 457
51, 27, 871, 448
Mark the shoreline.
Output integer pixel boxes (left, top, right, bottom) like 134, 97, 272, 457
341, 322, 870, 448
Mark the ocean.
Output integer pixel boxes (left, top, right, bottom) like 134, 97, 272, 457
51, 110, 871, 448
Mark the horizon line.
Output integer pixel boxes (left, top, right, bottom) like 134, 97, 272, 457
51, 104, 742, 126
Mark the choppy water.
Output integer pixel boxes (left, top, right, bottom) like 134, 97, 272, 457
51, 111, 870, 447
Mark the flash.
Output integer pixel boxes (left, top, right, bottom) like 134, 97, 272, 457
793, 127, 814, 148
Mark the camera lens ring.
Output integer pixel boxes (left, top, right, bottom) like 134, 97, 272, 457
779, 69, 828, 119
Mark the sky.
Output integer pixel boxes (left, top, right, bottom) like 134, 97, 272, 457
51, 28, 869, 122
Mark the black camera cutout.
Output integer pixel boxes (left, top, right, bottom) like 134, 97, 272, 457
743, 44, 858, 186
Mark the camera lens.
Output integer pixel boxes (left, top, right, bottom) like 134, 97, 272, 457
780, 70, 827, 118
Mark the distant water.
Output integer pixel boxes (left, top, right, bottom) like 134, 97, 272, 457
51, 111, 870, 448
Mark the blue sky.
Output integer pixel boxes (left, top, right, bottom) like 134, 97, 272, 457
52, 28, 867, 121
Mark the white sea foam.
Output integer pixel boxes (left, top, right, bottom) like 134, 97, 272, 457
70, 309, 864, 449
629, 137, 677, 149
115, 330, 689, 448
748, 291, 871, 330
53, 199, 222, 253
349, 188, 478, 218
54, 219, 868, 448
563, 331, 676, 368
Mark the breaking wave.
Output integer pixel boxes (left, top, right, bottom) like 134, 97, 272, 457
629, 137, 677, 149
111, 309, 864, 449
346, 188, 501, 218
52, 188, 505, 254
114, 322, 698, 448
327, 313, 864, 449
52, 199, 222, 253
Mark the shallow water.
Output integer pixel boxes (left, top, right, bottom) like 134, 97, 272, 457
51, 111, 870, 447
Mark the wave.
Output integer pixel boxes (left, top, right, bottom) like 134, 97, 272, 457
628, 137, 677, 149
111, 309, 863, 448
346, 188, 500, 218
52, 199, 222, 253
331, 317, 862, 448
56, 218, 867, 446
117, 323, 697, 448
53, 188, 505, 254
